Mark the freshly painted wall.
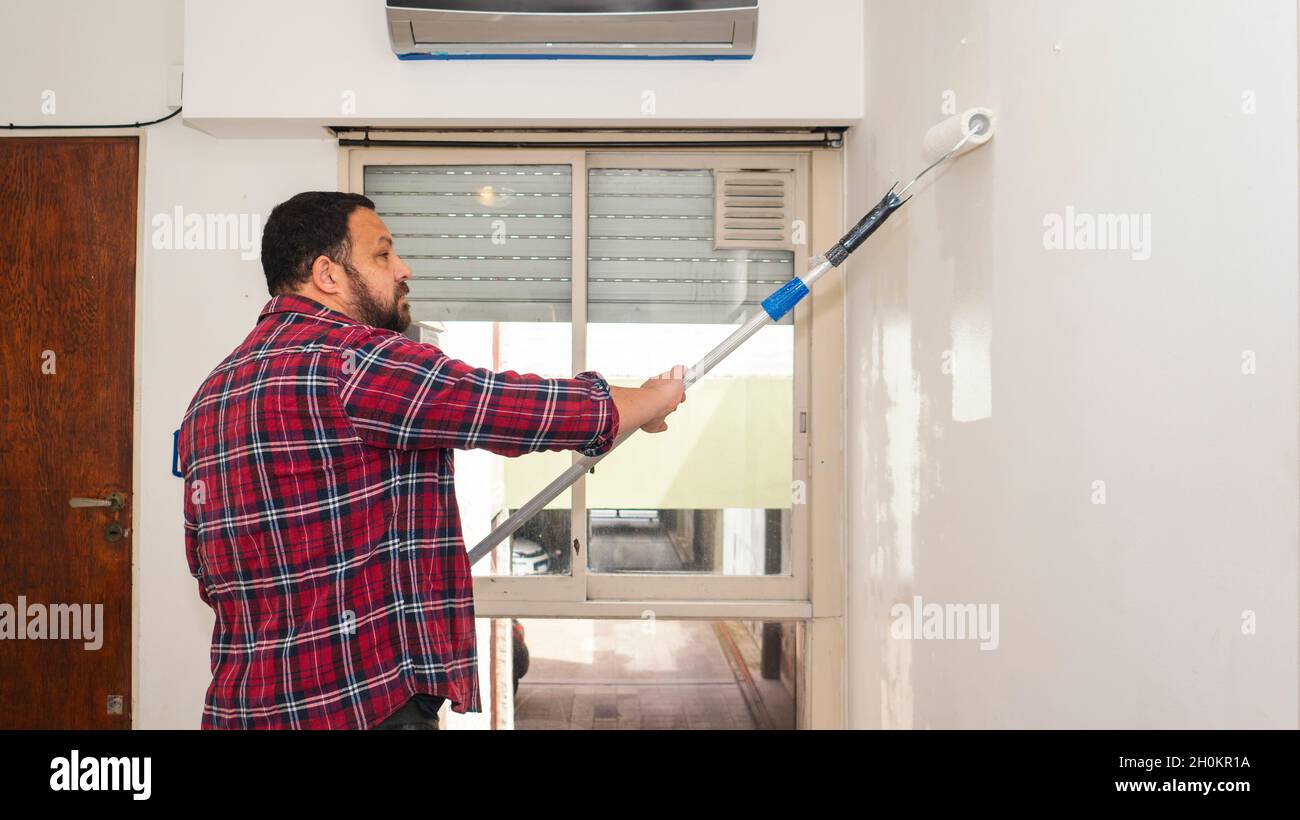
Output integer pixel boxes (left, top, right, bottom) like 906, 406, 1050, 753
845, 0, 1299, 728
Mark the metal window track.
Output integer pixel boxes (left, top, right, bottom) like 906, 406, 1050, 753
335, 125, 846, 149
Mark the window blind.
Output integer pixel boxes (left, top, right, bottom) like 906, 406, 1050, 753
365, 164, 573, 323
588, 168, 795, 324
363, 163, 796, 326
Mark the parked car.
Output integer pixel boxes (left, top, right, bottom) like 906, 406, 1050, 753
511, 537, 550, 575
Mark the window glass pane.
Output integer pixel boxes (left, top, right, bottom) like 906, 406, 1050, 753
585, 168, 794, 575
366, 164, 574, 576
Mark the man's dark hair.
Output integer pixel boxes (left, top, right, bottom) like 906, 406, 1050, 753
261, 191, 376, 295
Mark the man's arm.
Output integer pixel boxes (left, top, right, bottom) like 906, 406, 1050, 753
183, 518, 212, 607
337, 329, 683, 457
176, 422, 213, 606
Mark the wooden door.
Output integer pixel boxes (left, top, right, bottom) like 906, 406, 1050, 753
0, 137, 137, 729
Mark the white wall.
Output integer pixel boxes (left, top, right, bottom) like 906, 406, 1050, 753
180, 0, 864, 135
845, 0, 1299, 728
0, 0, 178, 125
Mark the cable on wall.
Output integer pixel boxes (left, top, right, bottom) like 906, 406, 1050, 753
4, 107, 182, 130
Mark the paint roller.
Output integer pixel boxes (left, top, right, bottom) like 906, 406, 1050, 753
466, 107, 996, 567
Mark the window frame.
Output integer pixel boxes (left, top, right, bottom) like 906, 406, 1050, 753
345, 145, 825, 619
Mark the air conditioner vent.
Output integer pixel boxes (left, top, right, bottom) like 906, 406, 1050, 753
387, 0, 760, 60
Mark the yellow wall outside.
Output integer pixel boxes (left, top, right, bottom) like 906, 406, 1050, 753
504, 376, 793, 510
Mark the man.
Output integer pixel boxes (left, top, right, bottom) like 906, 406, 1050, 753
178, 191, 685, 730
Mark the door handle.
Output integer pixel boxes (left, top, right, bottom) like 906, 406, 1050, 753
69, 493, 125, 511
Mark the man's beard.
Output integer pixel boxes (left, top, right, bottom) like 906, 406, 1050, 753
342, 261, 410, 333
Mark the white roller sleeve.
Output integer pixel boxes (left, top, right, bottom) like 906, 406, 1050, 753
922, 107, 996, 162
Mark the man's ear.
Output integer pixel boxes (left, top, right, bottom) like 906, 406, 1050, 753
310, 255, 343, 295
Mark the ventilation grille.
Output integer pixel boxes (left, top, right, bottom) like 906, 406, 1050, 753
713, 170, 796, 251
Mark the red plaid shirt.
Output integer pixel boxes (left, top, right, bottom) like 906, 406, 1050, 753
178, 294, 619, 729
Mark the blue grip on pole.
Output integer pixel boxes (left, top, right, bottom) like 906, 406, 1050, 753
761, 277, 809, 321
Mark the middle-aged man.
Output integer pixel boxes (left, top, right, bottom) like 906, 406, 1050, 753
178, 191, 685, 730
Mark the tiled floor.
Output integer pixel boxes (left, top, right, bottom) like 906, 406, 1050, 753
513, 618, 792, 730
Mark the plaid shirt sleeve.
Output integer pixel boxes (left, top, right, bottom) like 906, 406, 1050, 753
336, 328, 620, 458
176, 440, 210, 607
182, 512, 210, 607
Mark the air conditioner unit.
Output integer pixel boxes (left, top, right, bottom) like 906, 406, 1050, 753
386, 0, 759, 60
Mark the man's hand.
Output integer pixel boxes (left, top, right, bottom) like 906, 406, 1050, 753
609, 365, 687, 436
638, 365, 687, 433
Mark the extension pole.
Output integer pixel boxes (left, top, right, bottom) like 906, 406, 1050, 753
467, 206, 893, 566
467, 108, 995, 566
